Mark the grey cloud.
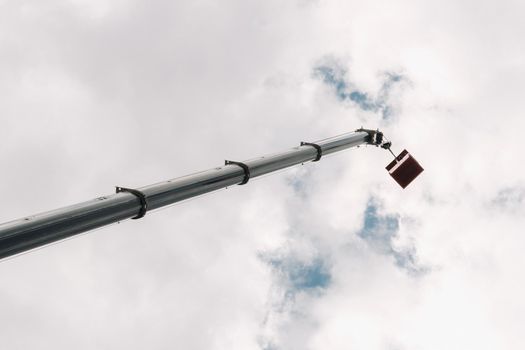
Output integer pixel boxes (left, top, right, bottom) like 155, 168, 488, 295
492, 187, 525, 213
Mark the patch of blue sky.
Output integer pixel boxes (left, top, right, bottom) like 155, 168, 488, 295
360, 200, 400, 240
358, 199, 423, 275
259, 343, 278, 350
288, 259, 331, 290
313, 64, 403, 120
287, 176, 308, 198
266, 256, 332, 293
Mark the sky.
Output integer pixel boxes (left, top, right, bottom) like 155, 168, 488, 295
1, 0, 525, 349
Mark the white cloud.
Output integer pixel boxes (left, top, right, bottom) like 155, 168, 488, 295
1, 0, 525, 349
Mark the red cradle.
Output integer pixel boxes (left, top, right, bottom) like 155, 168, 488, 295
386, 149, 424, 188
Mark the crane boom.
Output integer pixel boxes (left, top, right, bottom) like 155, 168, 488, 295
0, 129, 386, 260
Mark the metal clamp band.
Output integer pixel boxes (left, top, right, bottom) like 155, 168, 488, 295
225, 160, 250, 185
116, 186, 148, 219
300, 142, 322, 162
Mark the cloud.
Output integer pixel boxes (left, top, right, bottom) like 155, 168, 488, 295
491, 186, 525, 214
1, 0, 525, 349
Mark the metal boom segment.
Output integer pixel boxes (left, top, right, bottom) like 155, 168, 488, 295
0, 129, 383, 260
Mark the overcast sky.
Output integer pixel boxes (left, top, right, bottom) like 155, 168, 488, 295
1, 0, 525, 349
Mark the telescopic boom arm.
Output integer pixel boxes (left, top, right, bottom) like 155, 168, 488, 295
0, 129, 390, 260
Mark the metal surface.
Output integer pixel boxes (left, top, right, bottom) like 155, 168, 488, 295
0, 130, 371, 260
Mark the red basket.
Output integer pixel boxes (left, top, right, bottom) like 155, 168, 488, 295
386, 149, 424, 188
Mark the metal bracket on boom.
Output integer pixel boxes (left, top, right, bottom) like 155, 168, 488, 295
355, 128, 384, 146
300, 142, 322, 162
355, 127, 398, 160
355, 128, 424, 189
115, 186, 148, 219
225, 160, 251, 185
381, 141, 397, 158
